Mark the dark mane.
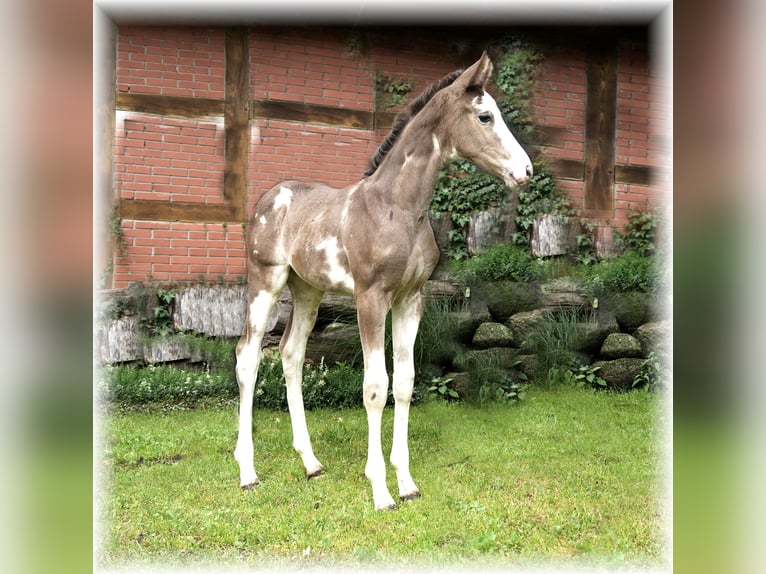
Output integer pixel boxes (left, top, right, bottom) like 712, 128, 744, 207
364, 69, 464, 177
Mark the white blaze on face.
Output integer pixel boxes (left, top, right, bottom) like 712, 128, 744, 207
472, 92, 532, 185
316, 236, 355, 292
274, 186, 293, 210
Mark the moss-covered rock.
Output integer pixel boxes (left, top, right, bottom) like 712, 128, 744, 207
474, 281, 542, 322
472, 322, 515, 348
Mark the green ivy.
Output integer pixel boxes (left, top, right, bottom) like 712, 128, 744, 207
140, 288, 176, 337
494, 37, 544, 138
615, 209, 661, 257
375, 75, 413, 109
513, 161, 575, 246
430, 160, 508, 259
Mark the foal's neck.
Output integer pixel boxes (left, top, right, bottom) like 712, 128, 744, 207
369, 122, 451, 223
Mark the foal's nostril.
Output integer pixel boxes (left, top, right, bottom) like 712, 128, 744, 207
526, 164, 533, 178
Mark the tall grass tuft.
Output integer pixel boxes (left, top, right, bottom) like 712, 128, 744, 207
522, 306, 589, 385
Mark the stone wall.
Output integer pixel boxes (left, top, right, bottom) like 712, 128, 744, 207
97, 277, 670, 390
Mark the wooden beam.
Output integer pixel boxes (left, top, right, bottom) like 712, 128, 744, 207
551, 158, 585, 181
223, 27, 250, 221
615, 164, 653, 186
250, 99, 375, 130
583, 39, 618, 211
115, 92, 224, 119
119, 199, 238, 223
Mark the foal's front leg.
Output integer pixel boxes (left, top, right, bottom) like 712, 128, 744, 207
390, 292, 424, 500
357, 291, 397, 510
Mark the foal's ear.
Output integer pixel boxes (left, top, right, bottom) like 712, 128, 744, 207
457, 51, 494, 91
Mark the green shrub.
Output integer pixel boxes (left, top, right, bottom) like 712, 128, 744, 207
616, 209, 661, 257
98, 364, 236, 409
100, 351, 369, 411
583, 252, 665, 294
455, 243, 544, 283
302, 359, 363, 410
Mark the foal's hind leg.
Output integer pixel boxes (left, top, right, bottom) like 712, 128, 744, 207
281, 273, 325, 478
234, 266, 288, 489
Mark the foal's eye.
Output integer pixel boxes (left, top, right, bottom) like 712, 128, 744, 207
477, 112, 493, 125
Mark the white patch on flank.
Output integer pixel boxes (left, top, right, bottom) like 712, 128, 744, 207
274, 186, 293, 210
316, 236, 355, 291
259, 215, 267, 225
472, 91, 532, 184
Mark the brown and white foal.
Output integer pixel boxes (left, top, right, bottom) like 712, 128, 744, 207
234, 53, 532, 510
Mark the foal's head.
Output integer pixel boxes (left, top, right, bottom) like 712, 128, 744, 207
435, 52, 533, 187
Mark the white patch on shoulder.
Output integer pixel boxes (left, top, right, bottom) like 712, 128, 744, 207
274, 186, 293, 210
340, 184, 359, 227
316, 236, 355, 292
259, 215, 267, 225
431, 134, 441, 154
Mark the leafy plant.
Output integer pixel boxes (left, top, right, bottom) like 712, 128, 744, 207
583, 251, 664, 294
514, 162, 575, 247
140, 288, 176, 337
454, 242, 543, 283
494, 37, 544, 138
98, 364, 237, 410
375, 75, 413, 109
632, 351, 670, 390
573, 363, 607, 389
573, 220, 598, 266
479, 371, 528, 405
431, 160, 508, 259
427, 376, 460, 401
616, 209, 661, 257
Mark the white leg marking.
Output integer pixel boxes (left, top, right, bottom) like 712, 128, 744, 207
234, 288, 282, 488
391, 296, 423, 500
363, 347, 396, 510
281, 285, 324, 477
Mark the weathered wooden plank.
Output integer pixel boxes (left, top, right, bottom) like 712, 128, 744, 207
615, 164, 652, 186
174, 285, 248, 337
223, 27, 249, 220
119, 199, 239, 223
551, 158, 585, 181
251, 99, 375, 130
115, 92, 224, 119
584, 39, 618, 211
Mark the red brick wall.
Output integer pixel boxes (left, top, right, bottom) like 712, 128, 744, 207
117, 27, 225, 98
110, 26, 667, 287
529, 37, 667, 254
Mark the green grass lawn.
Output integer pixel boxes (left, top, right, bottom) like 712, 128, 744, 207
98, 387, 667, 570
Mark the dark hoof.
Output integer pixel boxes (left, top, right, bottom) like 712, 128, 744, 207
306, 468, 325, 480
400, 491, 421, 501
241, 481, 258, 491
382, 503, 398, 511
